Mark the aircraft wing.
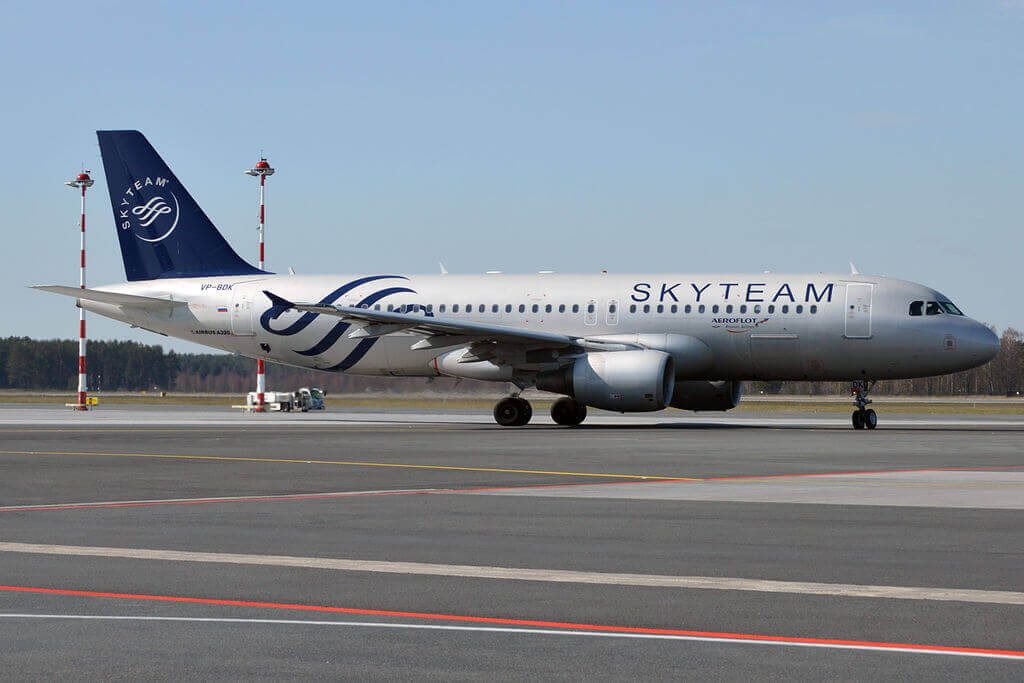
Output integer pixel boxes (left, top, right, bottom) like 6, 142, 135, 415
32, 285, 185, 312
263, 290, 581, 351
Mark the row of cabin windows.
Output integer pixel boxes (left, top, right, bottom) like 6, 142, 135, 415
908, 300, 964, 316
369, 302, 818, 315
631, 303, 816, 315
372, 303, 593, 314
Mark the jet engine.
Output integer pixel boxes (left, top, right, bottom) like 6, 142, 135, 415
669, 380, 742, 411
536, 350, 675, 412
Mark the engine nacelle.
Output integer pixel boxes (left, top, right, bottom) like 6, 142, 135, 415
585, 333, 713, 377
669, 380, 742, 411
536, 350, 675, 412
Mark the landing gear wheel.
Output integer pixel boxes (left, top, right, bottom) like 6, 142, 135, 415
550, 397, 587, 426
493, 397, 532, 427
850, 380, 878, 431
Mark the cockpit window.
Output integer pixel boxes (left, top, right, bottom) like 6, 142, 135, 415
908, 301, 923, 316
925, 301, 942, 315
939, 301, 964, 316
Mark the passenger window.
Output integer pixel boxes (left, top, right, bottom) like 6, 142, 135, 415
725, 305, 733, 314
712, 305, 720, 313
492, 304, 499, 313
386, 304, 394, 312
439, 304, 446, 313
559, 304, 566, 313
782, 305, 789, 314
505, 304, 512, 313
452, 304, 459, 313
670, 304, 677, 314
698, 304, 705, 313
629, 304, 637, 313
809, 305, 817, 314
478, 304, 485, 313
642, 304, 650, 313
531, 304, 539, 313
753, 305, 761, 314
609, 303, 617, 313
739, 305, 747, 314
572, 304, 580, 313
684, 304, 692, 313
909, 301, 923, 316
768, 305, 775, 314
518, 304, 526, 313
926, 301, 942, 315
545, 304, 552, 313
588, 303, 596, 313
656, 304, 664, 313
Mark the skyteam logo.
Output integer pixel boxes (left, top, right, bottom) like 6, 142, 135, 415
118, 176, 180, 243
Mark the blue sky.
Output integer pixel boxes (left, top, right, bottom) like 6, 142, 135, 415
1, 2, 1021, 352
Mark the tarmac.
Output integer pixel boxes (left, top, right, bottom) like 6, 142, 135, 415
0, 403, 1021, 679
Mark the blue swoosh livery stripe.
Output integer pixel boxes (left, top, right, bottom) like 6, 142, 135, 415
259, 275, 408, 336
296, 286, 415, 357
327, 338, 380, 372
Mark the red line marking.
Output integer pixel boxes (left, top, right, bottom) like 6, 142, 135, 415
0, 584, 1020, 658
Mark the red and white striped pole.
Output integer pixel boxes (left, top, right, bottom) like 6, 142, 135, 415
65, 171, 94, 410
245, 158, 274, 411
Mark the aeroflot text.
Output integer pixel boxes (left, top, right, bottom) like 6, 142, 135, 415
630, 282, 835, 304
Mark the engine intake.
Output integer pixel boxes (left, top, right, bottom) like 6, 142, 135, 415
537, 350, 675, 412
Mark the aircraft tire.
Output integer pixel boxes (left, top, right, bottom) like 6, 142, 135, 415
864, 408, 878, 429
852, 410, 865, 430
551, 397, 587, 426
494, 397, 532, 427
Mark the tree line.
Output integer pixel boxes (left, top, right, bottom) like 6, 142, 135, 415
1, 329, 1020, 395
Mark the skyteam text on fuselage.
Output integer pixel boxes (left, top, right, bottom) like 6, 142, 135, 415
35, 131, 999, 428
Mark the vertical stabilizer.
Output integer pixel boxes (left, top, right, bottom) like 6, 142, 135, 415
97, 130, 263, 281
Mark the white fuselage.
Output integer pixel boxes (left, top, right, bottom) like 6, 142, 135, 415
82, 272, 997, 382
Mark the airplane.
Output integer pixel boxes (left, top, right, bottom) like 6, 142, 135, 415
35, 130, 999, 428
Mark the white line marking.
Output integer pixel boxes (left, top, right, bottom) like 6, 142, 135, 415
0, 614, 1018, 660
1, 542, 1021, 606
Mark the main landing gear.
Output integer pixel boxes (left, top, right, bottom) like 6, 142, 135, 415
492, 395, 589, 427
493, 396, 533, 426
550, 397, 587, 426
851, 380, 878, 430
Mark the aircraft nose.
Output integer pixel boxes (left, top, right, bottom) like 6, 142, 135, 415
964, 322, 1000, 363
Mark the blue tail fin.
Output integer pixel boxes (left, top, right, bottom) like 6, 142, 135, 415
97, 130, 264, 281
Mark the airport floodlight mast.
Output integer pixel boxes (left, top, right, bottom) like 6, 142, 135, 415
64, 171, 94, 411
245, 156, 274, 411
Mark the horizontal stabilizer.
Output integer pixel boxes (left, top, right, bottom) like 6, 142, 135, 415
32, 285, 184, 311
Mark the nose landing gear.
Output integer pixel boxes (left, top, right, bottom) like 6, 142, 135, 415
493, 395, 533, 426
851, 380, 877, 430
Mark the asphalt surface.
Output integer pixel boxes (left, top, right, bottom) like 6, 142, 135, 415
0, 404, 1022, 679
